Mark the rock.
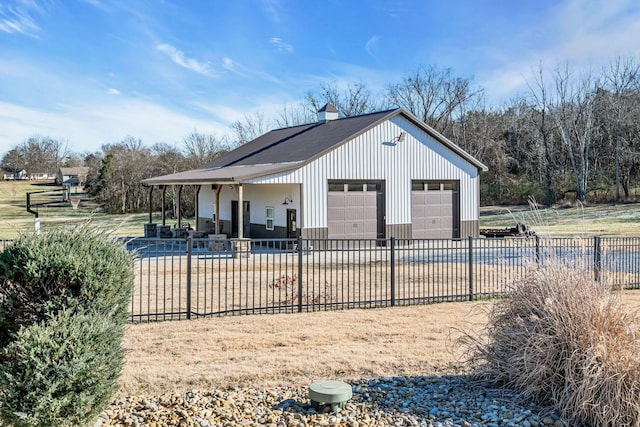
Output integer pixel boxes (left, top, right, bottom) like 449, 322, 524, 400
94, 376, 566, 427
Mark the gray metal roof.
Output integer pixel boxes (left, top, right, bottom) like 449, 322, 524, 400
199, 109, 394, 168
143, 108, 488, 185
143, 162, 303, 185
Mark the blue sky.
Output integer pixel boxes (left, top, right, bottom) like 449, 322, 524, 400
1, 0, 640, 155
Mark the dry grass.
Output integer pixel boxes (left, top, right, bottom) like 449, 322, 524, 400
131, 254, 516, 320
118, 300, 491, 396
464, 262, 640, 426
118, 291, 640, 400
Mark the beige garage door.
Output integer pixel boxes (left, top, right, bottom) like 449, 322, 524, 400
328, 182, 379, 239
412, 181, 459, 239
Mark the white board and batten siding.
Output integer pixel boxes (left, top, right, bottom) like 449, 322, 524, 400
247, 115, 480, 232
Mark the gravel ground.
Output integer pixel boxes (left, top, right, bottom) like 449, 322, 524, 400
96, 375, 565, 427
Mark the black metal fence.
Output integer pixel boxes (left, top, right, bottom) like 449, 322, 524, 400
126, 236, 640, 322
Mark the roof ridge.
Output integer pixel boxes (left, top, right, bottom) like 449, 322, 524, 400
272, 108, 399, 131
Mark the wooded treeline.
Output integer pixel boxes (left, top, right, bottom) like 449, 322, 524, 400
3, 57, 640, 216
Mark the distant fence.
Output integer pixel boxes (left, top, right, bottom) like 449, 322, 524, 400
0, 240, 12, 251
125, 236, 640, 322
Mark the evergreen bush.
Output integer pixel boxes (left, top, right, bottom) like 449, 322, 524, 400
0, 228, 134, 348
0, 227, 134, 426
0, 310, 124, 427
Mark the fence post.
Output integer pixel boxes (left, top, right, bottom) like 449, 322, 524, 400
468, 236, 474, 301
186, 236, 192, 320
535, 234, 541, 265
390, 237, 396, 307
594, 236, 602, 283
298, 236, 303, 313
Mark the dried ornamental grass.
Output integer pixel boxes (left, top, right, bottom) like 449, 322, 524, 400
465, 261, 640, 426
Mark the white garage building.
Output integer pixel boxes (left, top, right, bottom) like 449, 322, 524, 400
143, 104, 487, 241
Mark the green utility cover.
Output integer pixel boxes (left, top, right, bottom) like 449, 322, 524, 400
308, 380, 353, 404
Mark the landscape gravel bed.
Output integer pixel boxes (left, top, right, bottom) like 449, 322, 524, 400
97, 375, 565, 426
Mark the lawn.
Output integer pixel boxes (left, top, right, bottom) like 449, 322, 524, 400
0, 180, 152, 239
480, 202, 640, 237
2, 180, 640, 239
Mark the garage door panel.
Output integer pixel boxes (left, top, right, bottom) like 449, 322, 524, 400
412, 189, 457, 239
328, 207, 345, 221
328, 189, 378, 239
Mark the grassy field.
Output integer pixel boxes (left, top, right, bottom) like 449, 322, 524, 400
119, 291, 640, 396
0, 180, 152, 239
480, 203, 640, 236
2, 180, 640, 239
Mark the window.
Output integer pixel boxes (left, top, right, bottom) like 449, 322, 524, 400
266, 206, 274, 231
427, 182, 441, 191
412, 181, 424, 191
348, 183, 363, 192
443, 181, 457, 191
328, 183, 345, 192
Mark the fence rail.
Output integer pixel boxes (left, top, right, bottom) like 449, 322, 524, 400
125, 236, 640, 322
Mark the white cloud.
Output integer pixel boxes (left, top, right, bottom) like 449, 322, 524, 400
0, 1, 41, 37
220, 56, 285, 85
0, 99, 230, 153
261, 0, 282, 23
476, 0, 640, 103
155, 42, 216, 77
107, 88, 120, 95
365, 35, 380, 59
269, 37, 293, 53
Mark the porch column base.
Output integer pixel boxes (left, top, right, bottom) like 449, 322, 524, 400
231, 238, 251, 258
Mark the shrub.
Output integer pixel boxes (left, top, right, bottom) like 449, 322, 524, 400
0, 228, 134, 348
0, 310, 124, 427
465, 261, 640, 425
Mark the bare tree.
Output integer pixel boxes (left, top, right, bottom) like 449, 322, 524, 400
551, 64, 598, 202
386, 65, 482, 138
306, 81, 381, 117
14, 136, 69, 177
230, 112, 270, 146
182, 131, 229, 166
95, 137, 154, 213
274, 102, 315, 128
525, 65, 562, 205
0, 148, 25, 175
599, 57, 640, 201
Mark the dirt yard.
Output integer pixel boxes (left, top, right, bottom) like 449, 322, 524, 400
119, 290, 640, 397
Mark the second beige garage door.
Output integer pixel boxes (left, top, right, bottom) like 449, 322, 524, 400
412, 181, 459, 239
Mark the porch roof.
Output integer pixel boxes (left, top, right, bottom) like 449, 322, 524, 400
141, 162, 303, 185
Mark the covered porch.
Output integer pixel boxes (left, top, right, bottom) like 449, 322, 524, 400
141, 164, 302, 242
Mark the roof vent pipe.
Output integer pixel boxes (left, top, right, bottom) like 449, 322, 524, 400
317, 103, 339, 123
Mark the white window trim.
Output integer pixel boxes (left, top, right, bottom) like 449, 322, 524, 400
266, 206, 274, 231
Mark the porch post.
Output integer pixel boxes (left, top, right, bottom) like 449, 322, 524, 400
148, 185, 154, 223
215, 185, 222, 234
238, 183, 244, 239
161, 185, 166, 226
195, 185, 201, 230
177, 185, 183, 228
